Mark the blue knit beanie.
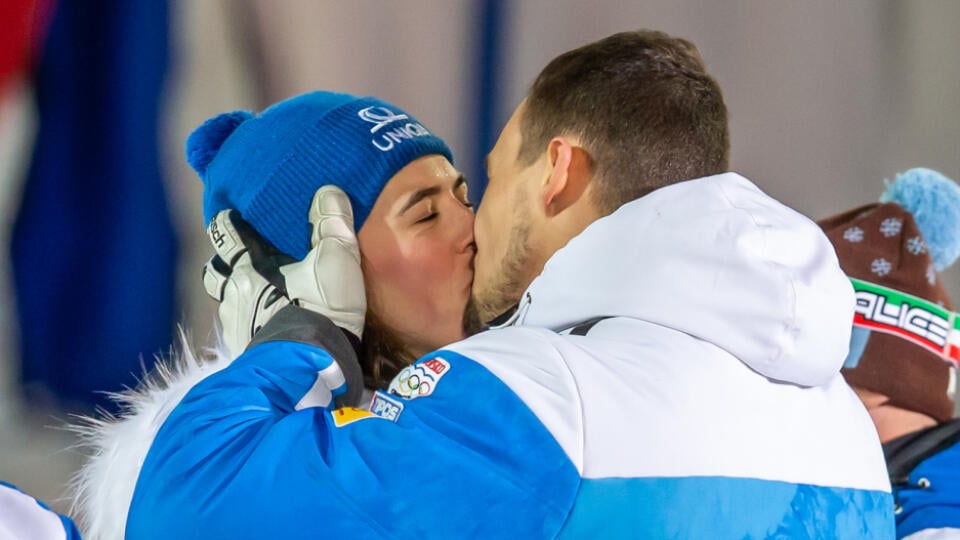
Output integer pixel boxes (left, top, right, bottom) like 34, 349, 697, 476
186, 91, 453, 259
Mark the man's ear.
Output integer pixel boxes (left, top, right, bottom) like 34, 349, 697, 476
542, 137, 591, 217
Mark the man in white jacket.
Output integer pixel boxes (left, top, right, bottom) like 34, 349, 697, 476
104, 29, 895, 538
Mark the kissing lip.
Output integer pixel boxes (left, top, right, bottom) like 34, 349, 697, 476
465, 242, 478, 265
465, 242, 477, 290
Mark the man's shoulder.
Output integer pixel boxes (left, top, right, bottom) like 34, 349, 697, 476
437, 317, 701, 409
440, 326, 576, 391
437, 327, 585, 468
445, 325, 563, 359
441, 326, 587, 408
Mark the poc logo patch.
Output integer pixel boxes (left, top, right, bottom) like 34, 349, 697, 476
388, 357, 450, 400
370, 391, 404, 422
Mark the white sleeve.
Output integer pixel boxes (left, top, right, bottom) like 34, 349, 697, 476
0, 483, 73, 540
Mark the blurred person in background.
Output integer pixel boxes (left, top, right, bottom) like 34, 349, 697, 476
101, 30, 891, 539
10, 0, 177, 413
0, 0, 47, 94
1, 1, 171, 536
819, 168, 960, 539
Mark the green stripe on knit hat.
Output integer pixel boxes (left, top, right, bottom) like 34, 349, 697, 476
851, 278, 960, 365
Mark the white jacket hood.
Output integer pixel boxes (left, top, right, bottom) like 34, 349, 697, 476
513, 172, 854, 387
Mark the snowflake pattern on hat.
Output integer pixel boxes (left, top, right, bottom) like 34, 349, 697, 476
818, 168, 960, 423
843, 227, 864, 243
879, 217, 903, 238
906, 236, 927, 255
871, 258, 893, 277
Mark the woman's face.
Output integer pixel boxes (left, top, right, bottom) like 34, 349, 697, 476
357, 155, 476, 358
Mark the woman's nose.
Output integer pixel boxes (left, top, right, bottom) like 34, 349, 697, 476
454, 202, 476, 252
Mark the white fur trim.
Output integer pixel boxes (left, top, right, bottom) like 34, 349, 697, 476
68, 329, 235, 540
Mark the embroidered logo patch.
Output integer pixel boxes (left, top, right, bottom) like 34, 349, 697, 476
370, 391, 405, 422
388, 357, 450, 400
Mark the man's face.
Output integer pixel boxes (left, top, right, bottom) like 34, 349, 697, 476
852, 386, 937, 443
472, 102, 542, 323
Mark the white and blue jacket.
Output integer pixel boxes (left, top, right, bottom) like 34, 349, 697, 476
0, 482, 82, 539
78, 173, 895, 539
884, 420, 960, 539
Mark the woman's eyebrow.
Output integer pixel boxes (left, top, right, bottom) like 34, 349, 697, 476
399, 186, 442, 216
399, 175, 468, 216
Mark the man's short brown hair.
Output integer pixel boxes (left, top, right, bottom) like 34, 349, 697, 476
519, 30, 730, 214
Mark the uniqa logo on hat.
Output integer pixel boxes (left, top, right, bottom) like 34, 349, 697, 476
358, 106, 409, 133
358, 105, 433, 153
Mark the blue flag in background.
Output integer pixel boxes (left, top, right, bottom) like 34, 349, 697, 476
11, 0, 177, 410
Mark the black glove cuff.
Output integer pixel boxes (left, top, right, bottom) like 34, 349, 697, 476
248, 305, 365, 408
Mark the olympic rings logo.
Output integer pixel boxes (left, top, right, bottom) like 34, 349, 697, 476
388, 358, 451, 400
397, 370, 433, 396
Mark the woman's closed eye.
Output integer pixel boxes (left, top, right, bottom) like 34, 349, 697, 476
416, 212, 439, 223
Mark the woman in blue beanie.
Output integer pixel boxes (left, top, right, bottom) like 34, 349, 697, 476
188, 90, 482, 388
72, 91, 481, 538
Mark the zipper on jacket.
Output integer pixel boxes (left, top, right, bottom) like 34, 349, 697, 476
488, 292, 533, 329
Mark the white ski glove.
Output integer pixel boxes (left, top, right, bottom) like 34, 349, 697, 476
279, 185, 367, 341
202, 185, 366, 408
203, 210, 292, 358
202, 185, 367, 356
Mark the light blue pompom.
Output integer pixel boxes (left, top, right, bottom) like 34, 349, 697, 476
880, 167, 960, 271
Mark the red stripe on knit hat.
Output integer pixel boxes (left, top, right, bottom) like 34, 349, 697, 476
853, 316, 956, 366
